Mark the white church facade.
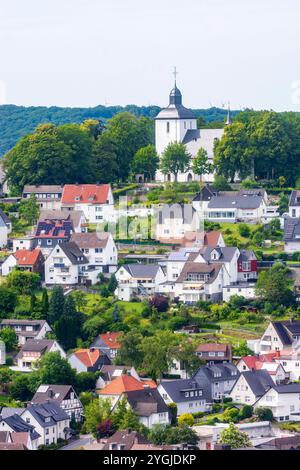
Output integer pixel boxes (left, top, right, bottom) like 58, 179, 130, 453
155, 82, 227, 183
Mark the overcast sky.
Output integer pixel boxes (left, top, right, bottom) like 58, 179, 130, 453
1, 0, 300, 110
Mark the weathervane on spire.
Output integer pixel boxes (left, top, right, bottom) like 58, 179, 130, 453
173, 66, 178, 86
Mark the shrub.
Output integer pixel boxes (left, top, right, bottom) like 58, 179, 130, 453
178, 413, 194, 427
239, 405, 253, 420
238, 224, 251, 238
255, 407, 273, 421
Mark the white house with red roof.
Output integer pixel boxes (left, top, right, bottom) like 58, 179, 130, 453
91, 332, 122, 359
236, 355, 287, 384
1, 249, 44, 277
61, 184, 114, 223
68, 348, 111, 373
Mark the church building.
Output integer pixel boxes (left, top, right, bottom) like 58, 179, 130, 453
155, 79, 227, 183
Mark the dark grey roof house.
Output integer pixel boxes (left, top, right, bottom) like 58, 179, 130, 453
124, 387, 170, 428
193, 363, 240, 401
31, 385, 83, 422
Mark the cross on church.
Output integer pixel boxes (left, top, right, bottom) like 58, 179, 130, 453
173, 66, 178, 84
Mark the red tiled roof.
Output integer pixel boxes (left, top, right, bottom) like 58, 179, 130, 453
14, 249, 42, 266
98, 375, 146, 395
73, 348, 101, 367
100, 332, 121, 350
204, 231, 222, 247
141, 379, 157, 389
240, 356, 258, 369
61, 184, 110, 205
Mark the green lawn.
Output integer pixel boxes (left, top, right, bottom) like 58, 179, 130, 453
116, 301, 145, 315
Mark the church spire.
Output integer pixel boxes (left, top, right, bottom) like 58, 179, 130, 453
169, 66, 182, 105
225, 102, 232, 125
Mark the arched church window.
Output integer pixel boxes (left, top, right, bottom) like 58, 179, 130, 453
187, 173, 193, 182
184, 121, 186, 129
166, 122, 170, 133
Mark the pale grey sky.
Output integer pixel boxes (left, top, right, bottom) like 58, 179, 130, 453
1, 0, 300, 110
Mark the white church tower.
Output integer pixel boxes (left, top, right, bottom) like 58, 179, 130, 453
155, 70, 225, 183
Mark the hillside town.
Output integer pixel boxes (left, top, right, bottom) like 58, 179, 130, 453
0, 77, 300, 454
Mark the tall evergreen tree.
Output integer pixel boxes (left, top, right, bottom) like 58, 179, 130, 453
41, 289, 49, 319
48, 286, 65, 325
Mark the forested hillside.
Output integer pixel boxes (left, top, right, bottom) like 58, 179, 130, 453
0, 104, 239, 156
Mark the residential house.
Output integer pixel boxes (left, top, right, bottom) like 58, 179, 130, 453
193, 363, 240, 401
284, 217, 300, 253
33, 218, 74, 256
0, 412, 40, 450
14, 339, 66, 372
39, 209, 87, 233
45, 241, 95, 286
158, 379, 211, 416
125, 388, 170, 428
31, 385, 83, 422
0, 430, 36, 450
1, 249, 44, 277
236, 357, 286, 384
205, 193, 267, 223
70, 232, 118, 275
154, 203, 200, 244
0, 209, 11, 248
115, 264, 166, 301
101, 430, 150, 451
259, 320, 300, 353
22, 185, 63, 210
254, 383, 300, 422
61, 183, 114, 223
12, 236, 35, 252
91, 332, 122, 360
289, 190, 300, 218
196, 343, 232, 364
96, 365, 140, 389
97, 374, 156, 408
0, 319, 52, 346
20, 401, 71, 447
68, 348, 111, 373
256, 435, 300, 450
229, 370, 275, 405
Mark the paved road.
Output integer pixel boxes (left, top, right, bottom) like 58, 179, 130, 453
60, 435, 92, 450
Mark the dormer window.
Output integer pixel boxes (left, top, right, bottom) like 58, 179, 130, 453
75, 196, 80, 201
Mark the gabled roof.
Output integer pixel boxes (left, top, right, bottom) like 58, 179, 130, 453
271, 321, 300, 346
1, 413, 40, 440
121, 264, 162, 279
240, 370, 274, 397
238, 249, 256, 262
72, 349, 102, 367
125, 388, 169, 416
23, 185, 63, 194
61, 184, 111, 205
70, 232, 110, 249
99, 332, 121, 350
98, 375, 149, 395
14, 249, 42, 266
160, 379, 210, 403
35, 219, 73, 239
176, 262, 222, 284
31, 385, 78, 405
102, 430, 149, 450
196, 343, 231, 353
0, 319, 47, 328
208, 194, 263, 210
289, 190, 300, 207
0, 209, 11, 225
194, 363, 239, 383
25, 401, 69, 427
284, 218, 300, 242
39, 210, 85, 227
19, 339, 55, 354
58, 242, 88, 265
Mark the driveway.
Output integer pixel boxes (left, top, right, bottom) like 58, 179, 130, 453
60, 434, 93, 450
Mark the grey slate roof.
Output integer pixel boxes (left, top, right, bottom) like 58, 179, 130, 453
122, 264, 161, 279
155, 85, 196, 120
271, 321, 300, 346
23, 185, 63, 195
39, 209, 85, 227
284, 218, 300, 242
192, 185, 217, 202
31, 385, 78, 405
160, 379, 211, 403
275, 383, 300, 393
59, 242, 89, 265
0, 209, 11, 226
0, 319, 47, 328
238, 249, 256, 262
208, 195, 263, 210
0, 413, 40, 440
25, 401, 69, 428
70, 232, 109, 249
289, 190, 300, 207
125, 388, 169, 417
198, 246, 238, 263
241, 370, 274, 397
193, 363, 240, 383
19, 339, 55, 353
